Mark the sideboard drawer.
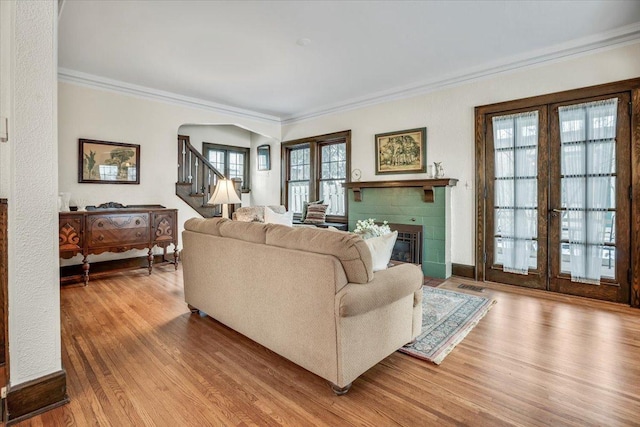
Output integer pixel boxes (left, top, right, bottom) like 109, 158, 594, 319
87, 214, 150, 247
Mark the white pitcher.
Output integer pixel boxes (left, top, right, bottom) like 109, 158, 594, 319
59, 192, 71, 212
433, 162, 444, 179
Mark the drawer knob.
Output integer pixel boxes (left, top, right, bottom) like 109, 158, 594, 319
136, 232, 142, 237
135, 219, 141, 225
98, 235, 104, 241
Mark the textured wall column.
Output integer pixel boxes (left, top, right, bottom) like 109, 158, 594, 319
8, 0, 61, 386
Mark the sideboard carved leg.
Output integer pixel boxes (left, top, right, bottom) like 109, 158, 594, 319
82, 256, 90, 286
173, 247, 179, 270
147, 248, 153, 275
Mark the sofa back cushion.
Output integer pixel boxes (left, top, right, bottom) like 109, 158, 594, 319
184, 217, 228, 236
219, 220, 269, 244
266, 225, 373, 284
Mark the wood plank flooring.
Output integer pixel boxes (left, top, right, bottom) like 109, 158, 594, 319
17, 267, 640, 426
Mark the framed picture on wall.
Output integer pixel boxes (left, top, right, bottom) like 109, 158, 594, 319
257, 144, 270, 171
375, 127, 426, 175
78, 139, 140, 184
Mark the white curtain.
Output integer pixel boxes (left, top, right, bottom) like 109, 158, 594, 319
559, 98, 617, 285
493, 111, 539, 275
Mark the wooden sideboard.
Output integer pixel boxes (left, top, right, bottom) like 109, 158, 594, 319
59, 206, 178, 285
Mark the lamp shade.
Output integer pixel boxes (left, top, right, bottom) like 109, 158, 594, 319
208, 179, 242, 205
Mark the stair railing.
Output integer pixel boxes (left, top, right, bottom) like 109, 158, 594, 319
177, 135, 226, 210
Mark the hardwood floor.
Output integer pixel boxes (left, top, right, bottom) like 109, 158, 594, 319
17, 267, 640, 426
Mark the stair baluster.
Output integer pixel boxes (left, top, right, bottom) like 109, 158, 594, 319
194, 157, 199, 196
181, 139, 187, 183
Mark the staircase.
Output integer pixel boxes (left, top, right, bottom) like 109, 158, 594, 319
176, 135, 239, 218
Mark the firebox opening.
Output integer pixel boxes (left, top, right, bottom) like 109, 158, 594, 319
386, 223, 422, 265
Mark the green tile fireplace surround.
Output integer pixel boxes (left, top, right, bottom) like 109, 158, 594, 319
344, 179, 457, 279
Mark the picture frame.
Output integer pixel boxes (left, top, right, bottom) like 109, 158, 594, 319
257, 144, 270, 171
78, 139, 140, 184
375, 127, 426, 175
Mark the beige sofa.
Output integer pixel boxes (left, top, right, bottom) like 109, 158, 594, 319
181, 217, 423, 394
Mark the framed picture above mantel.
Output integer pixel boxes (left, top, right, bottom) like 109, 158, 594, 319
375, 127, 426, 175
79, 139, 140, 184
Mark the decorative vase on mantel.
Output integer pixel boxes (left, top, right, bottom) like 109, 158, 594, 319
433, 162, 444, 179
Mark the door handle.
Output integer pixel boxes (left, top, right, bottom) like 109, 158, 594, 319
549, 208, 562, 217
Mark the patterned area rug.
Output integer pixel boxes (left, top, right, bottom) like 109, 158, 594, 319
399, 286, 496, 365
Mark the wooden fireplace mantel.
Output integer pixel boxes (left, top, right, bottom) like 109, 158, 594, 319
342, 178, 457, 203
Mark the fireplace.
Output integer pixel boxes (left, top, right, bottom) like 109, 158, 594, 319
387, 223, 422, 265
345, 179, 457, 278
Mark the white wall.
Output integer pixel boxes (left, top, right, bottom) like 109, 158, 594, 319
179, 124, 251, 154
250, 132, 281, 207
281, 42, 640, 266
5, 0, 61, 386
58, 82, 281, 264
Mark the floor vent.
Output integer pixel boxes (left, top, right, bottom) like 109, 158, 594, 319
458, 284, 485, 292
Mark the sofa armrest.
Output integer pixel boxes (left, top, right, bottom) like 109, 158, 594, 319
336, 263, 423, 317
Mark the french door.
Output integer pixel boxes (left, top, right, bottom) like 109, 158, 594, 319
483, 93, 631, 303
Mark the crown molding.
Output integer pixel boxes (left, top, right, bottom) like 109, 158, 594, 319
282, 23, 640, 124
59, 22, 640, 127
57, 68, 282, 124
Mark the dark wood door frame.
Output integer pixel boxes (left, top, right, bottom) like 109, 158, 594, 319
475, 77, 640, 307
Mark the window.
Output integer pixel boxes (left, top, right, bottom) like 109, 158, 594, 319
319, 143, 347, 215
202, 143, 250, 191
282, 130, 351, 221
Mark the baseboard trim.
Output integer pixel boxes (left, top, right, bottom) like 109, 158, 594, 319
452, 263, 475, 279
6, 369, 68, 425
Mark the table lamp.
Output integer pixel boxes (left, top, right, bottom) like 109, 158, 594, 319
208, 179, 242, 219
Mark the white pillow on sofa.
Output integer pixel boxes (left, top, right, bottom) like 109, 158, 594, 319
365, 231, 398, 272
264, 207, 293, 226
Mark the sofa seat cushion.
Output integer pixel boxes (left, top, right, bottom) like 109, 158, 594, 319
337, 263, 423, 317
266, 225, 373, 284
184, 217, 228, 236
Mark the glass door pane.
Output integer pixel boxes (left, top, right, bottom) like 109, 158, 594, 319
493, 112, 538, 273
549, 93, 630, 303
485, 106, 548, 289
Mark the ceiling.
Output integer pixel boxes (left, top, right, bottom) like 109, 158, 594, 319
58, 1, 640, 122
